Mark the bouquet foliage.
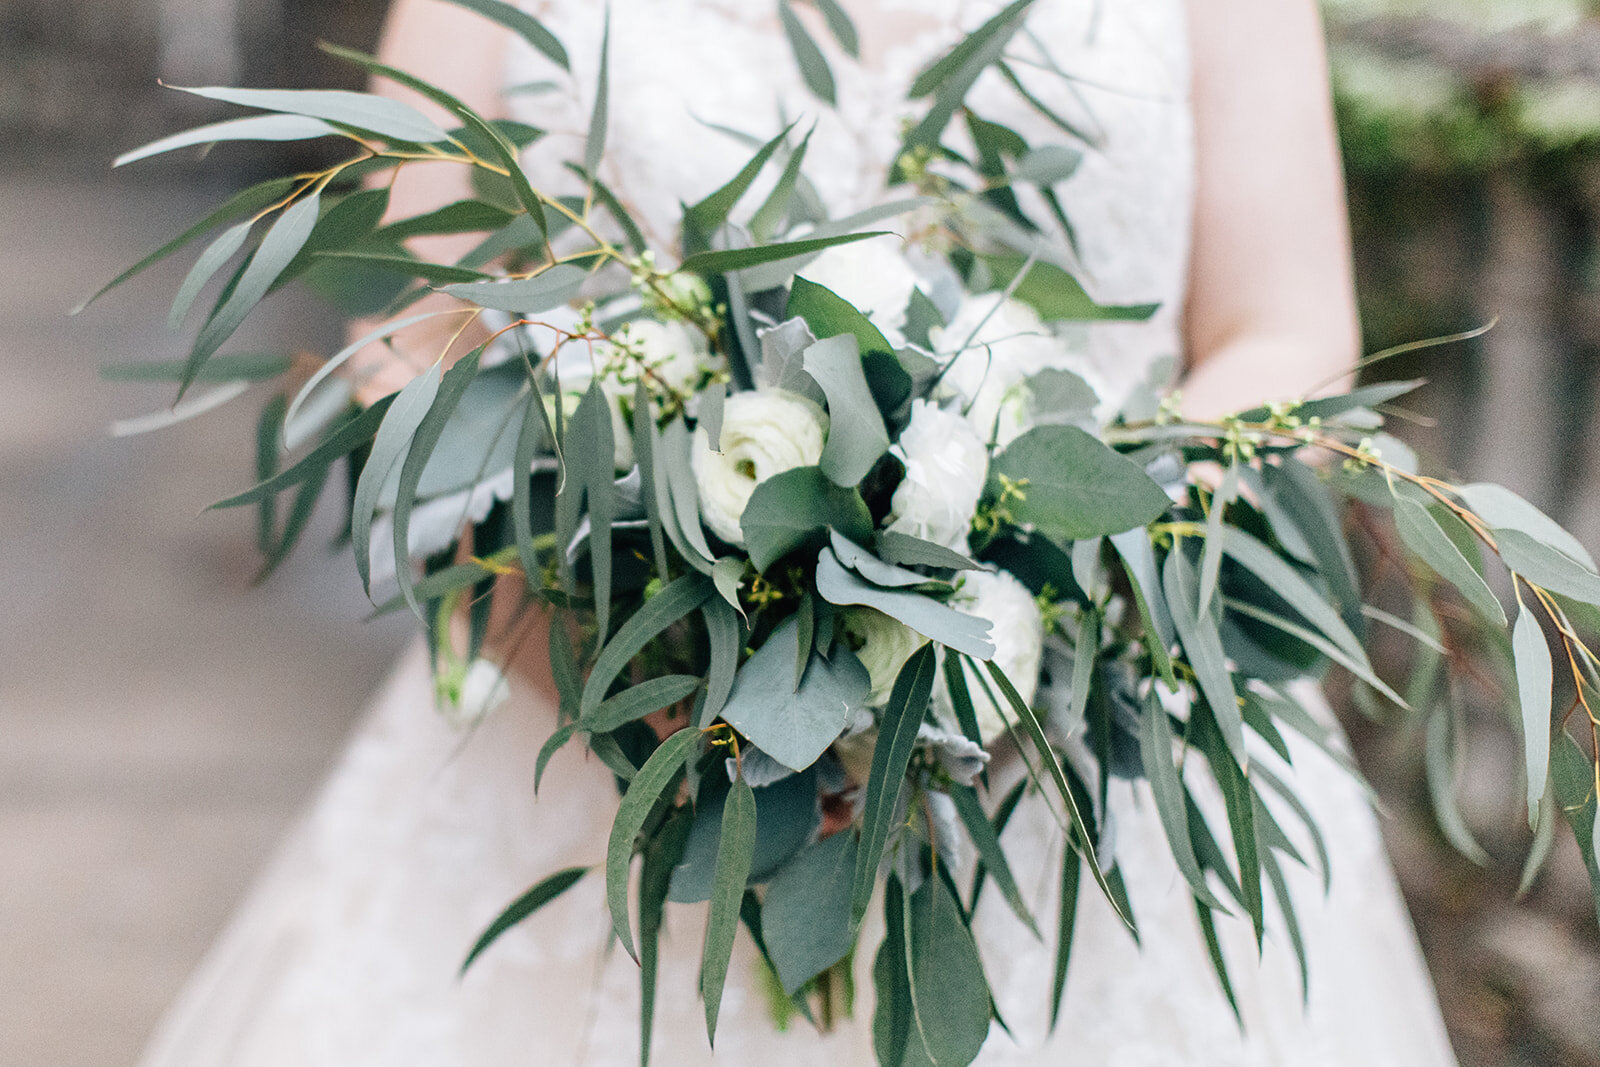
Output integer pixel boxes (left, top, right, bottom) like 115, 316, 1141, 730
93, 2, 1600, 1063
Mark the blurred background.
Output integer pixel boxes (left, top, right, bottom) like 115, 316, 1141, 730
2, 0, 1599, 1063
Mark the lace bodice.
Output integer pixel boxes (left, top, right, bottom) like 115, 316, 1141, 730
505, 0, 1194, 412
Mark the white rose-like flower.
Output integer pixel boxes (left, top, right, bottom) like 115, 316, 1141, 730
931, 293, 1062, 444
949, 570, 1045, 743
840, 608, 928, 706
887, 399, 988, 551
800, 238, 921, 336
690, 389, 828, 546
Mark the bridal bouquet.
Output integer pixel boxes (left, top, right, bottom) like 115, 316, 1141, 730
94, 1, 1600, 1063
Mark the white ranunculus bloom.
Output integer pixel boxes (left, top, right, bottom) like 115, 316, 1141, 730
800, 237, 921, 336
840, 608, 928, 706
690, 389, 828, 546
887, 399, 988, 551
950, 569, 1045, 743
931, 293, 1064, 445
439, 658, 510, 730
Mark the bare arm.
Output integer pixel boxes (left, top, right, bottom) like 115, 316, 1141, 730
1181, 0, 1358, 419
347, 0, 513, 401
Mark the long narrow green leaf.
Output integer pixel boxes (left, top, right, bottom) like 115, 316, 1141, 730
115, 114, 340, 168
1224, 597, 1409, 708
949, 783, 1038, 936
702, 777, 757, 1045
779, 0, 836, 105
1394, 495, 1506, 626
1222, 527, 1369, 664
632, 383, 670, 579
436, 0, 569, 69
1111, 531, 1177, 689
1513, 601, 1554, 827
583, 674, 701, 733
352, 362, 443, 593
1263, 458, 1364, 638
907, 0, 1033, 98
534, 722, 577, 793
392, 348, 484, 620
168, 219, 253, 329
1048, 844, 1081, 1031
638, 810, 692, 1067
1251, 762, 1332, 894
606, 729, 702, 961
749, 125, 814, 242
1195, 900, 1242, 1024
803, 334, 889, 486
685, 123, 797, 239
512, 380, 552, 593
210, 395, 393, 509
183, 191, 321, 394
1192, 704, 1262, 947
172, 85, 449, 143
852, 645, 938, 926
1138, 693, 1226, 910
1197, 457, 1239, 616
313, 251, 491, 284
1425, 704, 1491, 865
461, 866, 588, 974
1261, 848, 1309, 1004
585, 8, 611, 178
810, 0, 859, 55
1164, 550, 1246, 768
968, 777, 1026, 908
1498, 528, 1600, 606
699, 599, 740, 727
1069, 610, 1098, 732
441, 264, 587, 313
1551, 732, 1600, 928
580, 574, 715, 715
572, 380, 616, 639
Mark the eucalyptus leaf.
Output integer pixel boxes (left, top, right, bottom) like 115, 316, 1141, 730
1457, 483, 1596, 570
172, 85, 450, 143
779, 0, 836, 104
702, 777, 757, 1045
1426, 704, 1491, 866
1048, 844, 1081, 1031
740, 466, 873, 573
816, 548, 994, 659
442, 265, 586, 313
210, 396, 393, 509
1163, 550, 1245, 769
1551, 732, 1600, 928
949, 783, 1037, 936
580, 573, 714, 717
788, 275, 895, 357
685, 123, 796, 240
762, 830, 859, 994
1263, 458, 1363, 637
980, 255, 1157, 323
680, 232, 891, 277
352, 361, 442, 593
115, 114, 340, 168
876, 531, 983, 572
700, 598, 741, 727
831, 531, 939, 589
1512, 603, 1554, 827
582, 674, 702, 734
168, 220, 253, 329
1221, 527, 1368, 665
606, 728, 701, 961
719, 615, 869, 772
1394, 495, 1506, 626
1197, 458, 1240, 617
1138, 694, 1226, 910
991, 425, 1170, 541
460, 866, 588, 974
901, 874, 993, 1067
1497, 528, 1600, 606
804, 335, 891, 485
584, 9, 610, 178
437, 0, 569, 69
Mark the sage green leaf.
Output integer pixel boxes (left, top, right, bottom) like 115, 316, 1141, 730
581, 573, 715, 717
1010, 144, 1083, 185
1251, 762, 1332, 894
392, 347, 484, 620
606, 729, 701, 961
979, 659, 1122, 925
378, 199, 513, 241
534, 721, 577, 793
437, 0, 568, 69
949, 783, 1038, 936
638, 809, 692, 1067
720, 615, 869, 771
1223, 597, 1408, 708
210, 396, 393, 509
902, 874, 993, 1067
1394, 495, 1506, 626
1457, 483, 1596, 570
876, 531, 982, 572
352, 361, 443, 593
762, 830, 858, 994
286, 310, 452, 429
168, 219, 252, 329
788, 275, 894, 357
685, 122, 795, 240
549, 616, 581, 720
1111, 531, 1177, 688
461, 866, 588, 974
817, 548, 994, 659
990, 426, 1169, 541
1138, 693, 1226, 911
513, 381, 553, 593
1163, 550, 1245, 769
700, 598, 741, 726
660, 418, 718, 568
907, 0, 1032, 98
583, 674, 702, 734
1512, 603, 1554, 827
1263, 458, 1363, 637
740, 466, 873, 573
942, 648, 984, 750
779, 0, 836, 104
1425, 705, 1490, 865
1520, 792, 1558, 897
804, 336, 890, 486
1194, 900, 1241, 1024
873, 878, 914, 1066
442, 264, 585, 313
1497, 528, 1600, 606
810, 0, 859, 55
632, 383, 669, 578
968, 778, 1026, 908
980, 255, 1157, 323
1067, 611, 1097, 734
115, 114, 339, 168
852, 645, 938, 925
109, 380, 252, 438
702, 777, 757, 1045
1191, 704, 1262, 947
584, 8, 610, 178
1221, 527, 1367, 665
668, 769, 819, 903
172, 85, 449, 143
253, 394, 286, 552
1197, 457, 1240, 616
1295, 379, 1425, 421
183, 191, 321, 393
313, 251, 491, 285
1551, 732, 1600, 928
77, 177, 296, 314
1048, 845, 1081, 1031
101, 352, 291, 383
570, 381, 616, 637
680, 231, 890, 277
749, 125, 814, 242
1261, 847, 1309, 1004
830, 531, 940, 589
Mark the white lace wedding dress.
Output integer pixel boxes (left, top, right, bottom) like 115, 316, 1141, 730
141, 2, 1459, 1063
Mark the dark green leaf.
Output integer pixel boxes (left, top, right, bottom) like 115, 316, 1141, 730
461, 866, 588, 974
907, 0, 1033, 98
1194, 899, 1241, 1024
1221, 527, 1368, 665
1048, 843, 1081, 1031
852, 645, 938, 925
1197, 457, 1239, 616
901, 874, 993, 1066
211, 395, 393, 509
580, 573, 715, 716
638, 810, 692, 1067
1551, 732, 1600, 928
1193, 702, 1261, 946
583, 674, 702, 734
606, 728, 702, 961
1163, 550, 1245, 768
810, 0, 859, 55
101, 352, 291, 383
980, 255, 1157, 323
378, 199, 513, 241
749, 126, 814, 242
1263, 458, 1363, 638
1138, 692, 1225, 910
680, 231, 891, 277
1111, 531, 1178, 689
570, 380, 616, 637
702, 777, 757, 1044
685, 123, 796, 239
876, 531, 982, 572
991, 426, 1170, 541
787, 275, 894, 357
513, 379, 553, 593
584, 9, 610, 177
700, 598, 741, 727
779, 0, 836, 104
949, 784, 1037, 935
534, 721, 577, 793
740, 465, 873, 573
762, 830, 859, 994
313, 251, 492, 285
1293, 379, 1425, 421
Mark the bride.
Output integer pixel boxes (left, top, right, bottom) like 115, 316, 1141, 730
141, 0, 1460, 1063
